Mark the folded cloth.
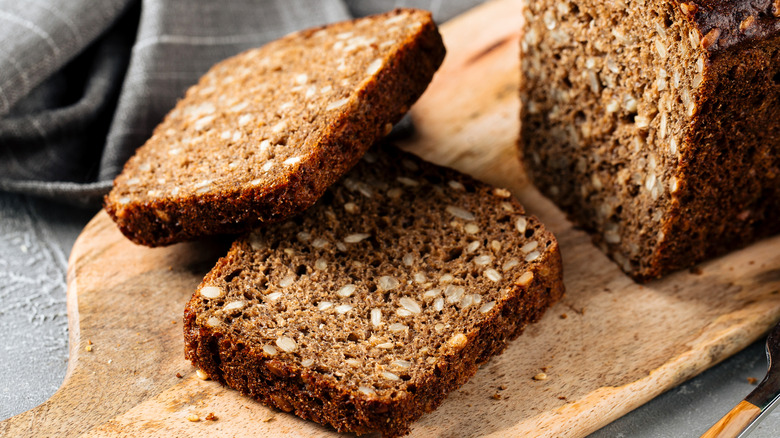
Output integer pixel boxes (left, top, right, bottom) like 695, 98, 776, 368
0, 0, 480, 207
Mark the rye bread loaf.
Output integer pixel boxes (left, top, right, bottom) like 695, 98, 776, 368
519, 0, 780, 281
105, 9, 445, 247
183, 144, 565, 437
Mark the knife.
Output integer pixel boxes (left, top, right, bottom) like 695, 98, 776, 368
701, 321, 780, 438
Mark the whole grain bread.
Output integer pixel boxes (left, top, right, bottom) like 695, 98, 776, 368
183, 144, 564, 437
105, 9, 445, 247
519, 0, 780, 281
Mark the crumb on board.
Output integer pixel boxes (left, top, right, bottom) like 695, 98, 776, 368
491, 393, 502, 400
187, 413, 200, 422
205, 412, 218, 421
533, 372, 548, 381
560, 313, 568, 319
176, 372, 183, 378
498, 384, 507, 390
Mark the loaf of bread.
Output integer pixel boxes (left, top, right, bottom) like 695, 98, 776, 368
184, 144, 564, 437
105, 9, 445, 247
519, 0, 780, 280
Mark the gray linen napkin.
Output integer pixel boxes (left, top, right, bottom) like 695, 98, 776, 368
0, 0, 481, 207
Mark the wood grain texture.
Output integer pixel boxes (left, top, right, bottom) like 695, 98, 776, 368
700, 400, 762, 438
2, 0, 780, 436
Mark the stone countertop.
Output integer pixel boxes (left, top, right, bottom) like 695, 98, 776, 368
0, 193, 95, 420
0, 191, 777, 436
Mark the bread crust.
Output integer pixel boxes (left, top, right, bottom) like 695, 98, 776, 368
650, 33, 780, 280
680, 0, 780, 51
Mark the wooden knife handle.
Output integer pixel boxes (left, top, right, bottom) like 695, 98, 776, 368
700, 400, 762, 438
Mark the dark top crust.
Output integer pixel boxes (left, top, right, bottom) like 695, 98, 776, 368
678, 0, 780, 51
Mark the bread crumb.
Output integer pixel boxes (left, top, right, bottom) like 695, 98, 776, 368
498, 384, 507, 390
560, 313, 568, 319
533, 372, 548, 381
491, 393, 502, 400
205, 412, 218, 421
558, 396, 567, 401
196, 369, 210, 380
176, 372, 183, 378
85, 345, 93, 352
747, 377, 758, 385
172, 320, 177, 324
187, 413, 200, 422
689, 266, 703, 275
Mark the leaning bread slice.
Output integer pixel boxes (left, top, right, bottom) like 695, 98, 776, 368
105, 9, 445, 247
184, 144, 564, 437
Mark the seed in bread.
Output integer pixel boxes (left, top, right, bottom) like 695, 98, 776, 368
105, 9, 446, 247
519, 0, 780, 281
183, 144, 565, 437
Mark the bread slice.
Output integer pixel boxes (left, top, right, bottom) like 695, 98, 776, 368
519, 0, 780, 280
105, 9, 445, 247
183, 144, 564, 437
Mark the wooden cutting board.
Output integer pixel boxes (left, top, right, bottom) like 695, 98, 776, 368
3, 0, 780, 436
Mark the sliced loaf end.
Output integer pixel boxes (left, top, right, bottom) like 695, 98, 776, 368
519, 0, 780, 281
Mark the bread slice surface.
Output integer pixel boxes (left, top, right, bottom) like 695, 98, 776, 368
184, 144, 564, 437
105, 9, 445, 246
